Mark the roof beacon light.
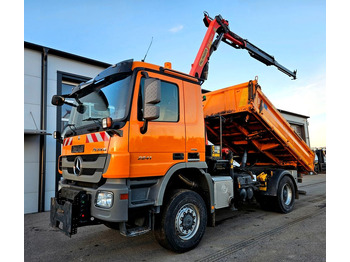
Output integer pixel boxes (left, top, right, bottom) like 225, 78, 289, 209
164, 62, 172, 69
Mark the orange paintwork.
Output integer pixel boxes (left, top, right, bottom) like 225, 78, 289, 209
128, 69, 186, 178
183, 80, 206, 162
203, 80, 315, 173
202, 81, 252, 116
103, 124, 130, 178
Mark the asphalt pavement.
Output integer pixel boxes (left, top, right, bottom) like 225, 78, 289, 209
24, 173, 326, 261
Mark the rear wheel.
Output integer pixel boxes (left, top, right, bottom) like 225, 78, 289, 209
154, 189, 207, 253
256, 194, 274, 211
275, 176, 295, 213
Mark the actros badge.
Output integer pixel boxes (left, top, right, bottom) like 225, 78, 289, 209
138, 156, 152, 160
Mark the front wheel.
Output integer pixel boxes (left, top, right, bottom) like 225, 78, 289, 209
154, 189, 207, 253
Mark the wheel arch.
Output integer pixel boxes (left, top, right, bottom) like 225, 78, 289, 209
262, 169, 299, 199
150, 162, 214, 213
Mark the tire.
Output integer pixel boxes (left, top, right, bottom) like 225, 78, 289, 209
275, 176, 295, 213
256, 194, 275, 211
154, 189, 207, 253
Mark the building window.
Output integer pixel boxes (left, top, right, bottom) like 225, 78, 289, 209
55, 72, 90, 191
60, 81, 76, 131
290, 123, 305, 142
57, 73, 91, 132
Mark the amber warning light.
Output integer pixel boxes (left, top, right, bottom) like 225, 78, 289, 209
102, 117, 112, 129
164, 62, 172, 69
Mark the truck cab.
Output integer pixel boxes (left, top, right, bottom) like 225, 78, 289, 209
51, 60, 212, 251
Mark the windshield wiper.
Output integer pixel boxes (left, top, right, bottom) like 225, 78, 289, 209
65, 124, 77, 136
82, 117, 103, 128
82, 117, 101, 122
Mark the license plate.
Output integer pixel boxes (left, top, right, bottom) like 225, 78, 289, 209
71, 145, 84, 153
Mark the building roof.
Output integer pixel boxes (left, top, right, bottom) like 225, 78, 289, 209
24, 41, 111, 68
278, 109, 310, 119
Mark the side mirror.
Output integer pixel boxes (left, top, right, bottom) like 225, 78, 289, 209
141, 78, 161, 133
143, 78, 161, 120
51, 95, 65, 106
52, 95, 78, 108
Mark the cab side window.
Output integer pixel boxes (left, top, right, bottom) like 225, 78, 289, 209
138, 77, 179, 122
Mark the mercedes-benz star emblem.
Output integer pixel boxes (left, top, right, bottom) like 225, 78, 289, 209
73, 156, 83, 176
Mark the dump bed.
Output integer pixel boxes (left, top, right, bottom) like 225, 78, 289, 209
202, 80, 314, 173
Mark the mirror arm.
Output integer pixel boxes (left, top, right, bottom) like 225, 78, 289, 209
64, 100, 77, 107
74, 96, 83, 106
140, 119, 149, 134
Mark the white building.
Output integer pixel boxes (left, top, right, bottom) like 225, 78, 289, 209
24, 42, 110, 214
24, 42, 311, 214
278, 109, 311, 148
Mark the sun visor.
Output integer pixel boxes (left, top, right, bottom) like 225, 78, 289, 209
70, 59, 134, 95
94, 59, 134, 82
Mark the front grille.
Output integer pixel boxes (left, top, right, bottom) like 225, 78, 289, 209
61, 154, 108, 183
67, 168, 96, 176
66, 154, 100, 162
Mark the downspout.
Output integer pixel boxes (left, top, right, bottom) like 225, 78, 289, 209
38, 47, 48, 212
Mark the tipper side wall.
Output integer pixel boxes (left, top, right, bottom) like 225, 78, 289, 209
202, 80, 314, 173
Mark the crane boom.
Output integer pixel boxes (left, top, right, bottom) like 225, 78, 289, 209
189, 12, 297, 81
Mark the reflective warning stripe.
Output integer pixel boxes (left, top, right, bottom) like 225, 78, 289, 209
63, 132, 110, 146
63, 137, 73, 146
86, 132, 110, 143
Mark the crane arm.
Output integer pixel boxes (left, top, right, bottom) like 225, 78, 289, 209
189, 13, 297, 81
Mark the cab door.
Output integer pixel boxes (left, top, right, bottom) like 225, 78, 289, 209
128, 71, 185, 178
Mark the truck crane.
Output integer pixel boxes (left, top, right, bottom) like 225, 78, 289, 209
190, 12, 297, 81
50, 12, 313, 253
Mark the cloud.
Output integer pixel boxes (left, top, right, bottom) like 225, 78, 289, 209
267, 76, 326, 147
169, 25, 184, 33
269, 77, 326, 118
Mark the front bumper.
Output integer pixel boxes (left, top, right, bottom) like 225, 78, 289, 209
50, 179, 129, 236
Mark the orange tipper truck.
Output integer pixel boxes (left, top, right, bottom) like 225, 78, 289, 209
50, 13, 314, 252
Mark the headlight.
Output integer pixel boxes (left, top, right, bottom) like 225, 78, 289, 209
96, 191, 114, 208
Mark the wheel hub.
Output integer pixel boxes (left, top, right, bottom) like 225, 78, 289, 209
181, 212, 195, 231
282, 183, 292, 205
175, 204, 200, 240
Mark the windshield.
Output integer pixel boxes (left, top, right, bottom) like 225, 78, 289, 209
63, 75, 132, 134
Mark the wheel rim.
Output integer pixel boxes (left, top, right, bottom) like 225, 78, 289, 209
282, 183, 293, 205
175, 203, 200, 240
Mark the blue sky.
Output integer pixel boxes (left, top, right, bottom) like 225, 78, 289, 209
24, 0, 326, 147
